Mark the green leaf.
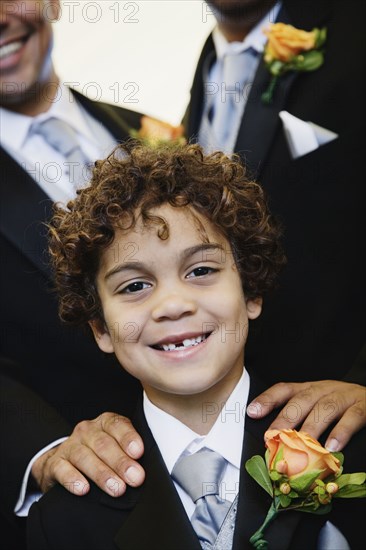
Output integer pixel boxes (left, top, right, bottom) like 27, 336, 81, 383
245, 456, 273, 497
270, 470, 282, 481
315, 27, 327, 48
335, 484, 366, 499
336, 473, 366, 488
269, 60, 285, 76
290, 469, 324, 493
279, 494, 292, 508
273, 447, 284, 469
297, 503, 333, 515
294, 51, 324, 72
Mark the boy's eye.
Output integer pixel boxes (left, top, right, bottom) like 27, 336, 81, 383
120, 281, 151, 294
186, 266, 216, 279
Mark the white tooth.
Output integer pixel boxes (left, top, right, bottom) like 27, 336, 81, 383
168, 344, 176, 351
196, 335, 202, 343
183, 339, 192, 347
162, 344, 170, 351
0, 41, 23, 60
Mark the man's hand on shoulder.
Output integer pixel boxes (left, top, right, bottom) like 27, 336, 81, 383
31, 413, 145, 497
247, 380, 366, 451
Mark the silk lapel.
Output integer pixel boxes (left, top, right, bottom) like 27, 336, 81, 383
0, 147, 53, 279
234, 1, 332, 177
184, 34, 216, 140
105, 403, 201, 550
232, 374, 303, 550
72, 89, 141, 140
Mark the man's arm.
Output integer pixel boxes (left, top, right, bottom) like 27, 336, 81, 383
1, 361, 144, 513
0, 363, 70, 516
32, 413, 144, 497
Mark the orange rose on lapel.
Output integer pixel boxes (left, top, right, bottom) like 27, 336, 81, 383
246, 429, 366, 548
261, 23, 326, 104
265, 429, 341, 483
264, 23, 317, 63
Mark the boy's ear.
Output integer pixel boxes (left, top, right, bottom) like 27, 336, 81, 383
246, 297, 262, 320
88, 320, 114, 354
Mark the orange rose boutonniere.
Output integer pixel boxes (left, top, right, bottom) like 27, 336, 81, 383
131, 115, 186, 147
245, 429, 366, 549
261, 23, 327, 104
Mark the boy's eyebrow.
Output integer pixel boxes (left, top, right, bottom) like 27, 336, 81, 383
104, 243, 225, 281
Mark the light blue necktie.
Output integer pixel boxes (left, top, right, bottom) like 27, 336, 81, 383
200, 48, 258, 154
30, 117, 90, 188
172, 449, 231, 548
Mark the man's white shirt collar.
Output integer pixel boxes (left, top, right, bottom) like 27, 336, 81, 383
1, 83, 99, 151
212, 2, 282, 57
143, 368, 250, 473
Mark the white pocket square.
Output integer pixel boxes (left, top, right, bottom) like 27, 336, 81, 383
279, 110, 338, 159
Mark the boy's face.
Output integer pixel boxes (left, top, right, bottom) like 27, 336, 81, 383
91, 204, 261, 413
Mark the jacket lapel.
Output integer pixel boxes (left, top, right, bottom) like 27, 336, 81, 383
235, 1, 332, 178
186, 0, 332, 179
100, 402, 201, 550
0, 147, 53, 279
232, 374, 304, 550
72, 89, 141, 141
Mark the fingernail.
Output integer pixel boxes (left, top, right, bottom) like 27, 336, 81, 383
106, 477, 123, 496
125, 466, 142, 485
325, 438, 340, 452
127, 441, 141, 457
247, 402, 261, 418
65, 480, 89, 495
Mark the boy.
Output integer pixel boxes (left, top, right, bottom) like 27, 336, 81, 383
27, 144, 363, 549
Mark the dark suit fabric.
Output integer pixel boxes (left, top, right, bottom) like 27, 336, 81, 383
27, 376, 365, 550
184, 0, 366, 386
0, 94, 142, 538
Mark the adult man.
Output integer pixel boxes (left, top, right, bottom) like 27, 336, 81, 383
0, 1, 143, 545
183, 0, 366, 429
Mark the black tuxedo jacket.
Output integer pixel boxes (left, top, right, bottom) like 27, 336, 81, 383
0, 93, 142, 521
27, 375, 365, 550
184, 0, 366, 385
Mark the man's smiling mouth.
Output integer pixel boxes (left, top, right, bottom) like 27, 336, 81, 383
0, 34, 31, 60
151, 333, 210, 352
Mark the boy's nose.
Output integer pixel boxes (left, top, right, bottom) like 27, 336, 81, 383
151, 291, 197, 322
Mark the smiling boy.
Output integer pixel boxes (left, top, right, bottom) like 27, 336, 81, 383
28, 143, 361, 550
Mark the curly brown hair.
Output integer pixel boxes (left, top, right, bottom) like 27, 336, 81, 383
49, 143, 286, 326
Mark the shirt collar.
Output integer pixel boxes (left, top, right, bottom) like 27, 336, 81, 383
0, 83, 98, 151
143, 369, 250, 473
212, 1, 282, 58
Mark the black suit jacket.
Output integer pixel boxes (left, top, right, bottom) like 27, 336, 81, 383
27, 375, 365, 550
184, 0, 366, 385
0, 93, 142, 523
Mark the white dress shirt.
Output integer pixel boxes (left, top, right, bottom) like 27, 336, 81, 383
0, 84, 116, 204
144, 369, 250, 519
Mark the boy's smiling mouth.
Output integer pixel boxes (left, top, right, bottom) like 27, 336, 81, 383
151, 333, 211, 352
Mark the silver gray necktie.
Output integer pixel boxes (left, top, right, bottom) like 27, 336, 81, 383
172, 449, 231, 548
31, 117, 90, 189
200, 48, 258, 154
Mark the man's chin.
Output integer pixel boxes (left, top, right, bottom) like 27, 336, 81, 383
0, 80, 38, 112
206, 0, 274, 22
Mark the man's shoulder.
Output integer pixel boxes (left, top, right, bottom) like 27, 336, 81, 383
71, 88, 143, 137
